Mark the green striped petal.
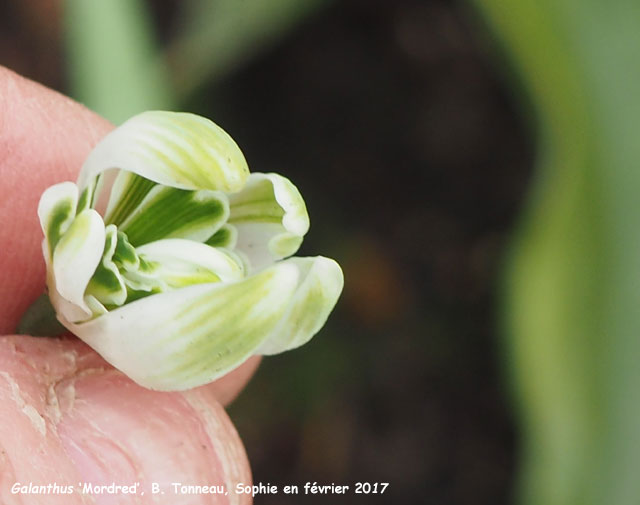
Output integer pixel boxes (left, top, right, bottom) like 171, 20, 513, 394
229, 173, 310, 271
64, 261, 301, 390
83, 236, 245, 314
76, 174, 102, 214
85, 225, 128, 307
116, 185, 229, 246
258, 256, 344, 355
50, 209, 106, 322
133, 239, 245, 289
37, 182, 79, 263
103, 171, 157, 226
77, 111, 249, 193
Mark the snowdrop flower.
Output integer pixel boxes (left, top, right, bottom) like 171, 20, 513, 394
37, 111, 343, 391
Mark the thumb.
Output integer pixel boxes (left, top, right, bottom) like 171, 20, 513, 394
0, 335, 252, 504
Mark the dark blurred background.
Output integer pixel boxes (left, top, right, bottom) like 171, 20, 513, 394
1, 1, 534, 503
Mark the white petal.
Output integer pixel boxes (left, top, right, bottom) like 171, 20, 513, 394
135, 238, 245, 287
77, 111, 249, 193
229, 173, 310, 271
51, 209, 106, 322
258, 256, 344, 355
64, 261, 301, 390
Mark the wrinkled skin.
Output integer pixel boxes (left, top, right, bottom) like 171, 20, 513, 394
0, 66, 258, 504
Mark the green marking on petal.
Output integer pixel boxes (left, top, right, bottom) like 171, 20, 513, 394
38, 182, 79, 261
117, 255, 163, 295
47, 201, 77, 258
77, 111, 249, 193
205, 224, 237, 248
162, 263, 298, 387
270, 234, 304, 259
87, 264, 125, 302
85, 225, 128, 307
137, 256, 158, 274
77, 189, 91, 215
104, 172, 157, 226
229, 176, 285, 223
118, 186, 229, 246
112, 230, 139, 271
76, 175, 103, 214
173, 272, 285, 368
124, 286, 162, 304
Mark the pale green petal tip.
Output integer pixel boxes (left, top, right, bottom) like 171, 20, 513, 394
265, 173, 310, 260
269, 233, 304, 259
78, 111, 249, 193
258, 256, 344, 355
267, 173, 310, 236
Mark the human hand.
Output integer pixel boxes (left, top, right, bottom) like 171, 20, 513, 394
0, 66, 258, 504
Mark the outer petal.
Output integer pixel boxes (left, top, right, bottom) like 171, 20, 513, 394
64, 261, 301, 390
229, 173, 310, 271
77, 111, 249, 193
258, 256, 344, 355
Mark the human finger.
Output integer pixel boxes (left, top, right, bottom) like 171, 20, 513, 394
0, 335, 252, 504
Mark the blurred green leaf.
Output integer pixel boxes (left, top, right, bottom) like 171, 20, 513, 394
472, 1, 640, 504
16, 294, 66, 337
64, 0, 174, 123
167, 0, 331, 98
